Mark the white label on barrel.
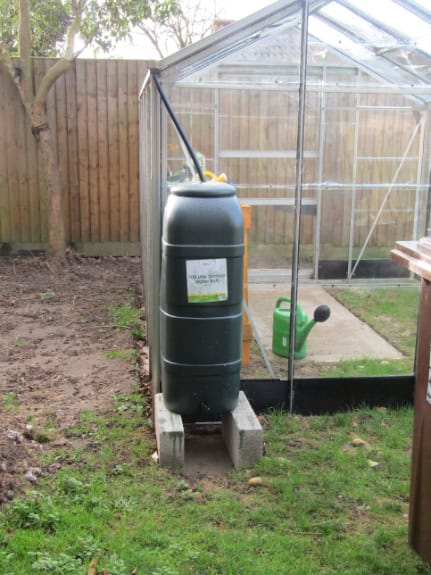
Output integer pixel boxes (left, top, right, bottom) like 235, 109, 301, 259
186, 259, 228, 303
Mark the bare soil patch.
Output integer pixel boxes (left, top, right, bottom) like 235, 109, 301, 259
0, 256, 143, 504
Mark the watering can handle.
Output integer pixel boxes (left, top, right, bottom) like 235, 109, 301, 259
276, 297, 291, 308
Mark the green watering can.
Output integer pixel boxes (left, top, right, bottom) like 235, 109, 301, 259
272, 297, 330, 359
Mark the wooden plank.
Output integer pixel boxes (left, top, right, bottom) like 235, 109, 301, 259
75, 60, 88, 242
6, 68, 20, 242
107, 61, 120, 241
96, 60, 110, 241
128, 60, 140, 242
205, 87, 216, 173
283, 91, 295, 250
375, 102, 385, 247
86, 59, 98, 242
118, 61, 130, 242
65, 62, 80, 243
31, 60, 45, 242
259, 90, 269, 245
238, 86, 249, 219
0, 66, 11, 241
274, 90, 285, 248
14, 76, 31, 243
25, 80, 41, 242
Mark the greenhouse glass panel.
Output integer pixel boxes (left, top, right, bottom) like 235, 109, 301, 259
140, 0, 430, 401
295, 7, 424, 381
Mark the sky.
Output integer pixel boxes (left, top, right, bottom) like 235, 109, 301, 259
217, 0, 273, 20
85, 0, 274, 59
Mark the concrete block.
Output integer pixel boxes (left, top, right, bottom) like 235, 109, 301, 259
222, 391, 263, 469
154, 393, 184, 471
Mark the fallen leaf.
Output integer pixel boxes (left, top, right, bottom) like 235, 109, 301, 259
351, 437, 372, 450
248, 476, 263, 486
87, 552, 101, 575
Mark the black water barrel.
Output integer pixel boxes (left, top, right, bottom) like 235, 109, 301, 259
160, 182, 244, 417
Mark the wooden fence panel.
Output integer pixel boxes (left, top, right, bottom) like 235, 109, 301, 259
0, 58, 424, 255
0, 58, 148, 253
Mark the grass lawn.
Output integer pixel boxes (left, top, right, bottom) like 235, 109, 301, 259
322, 285, 419, 377
0, 282, 428, 574
0, 394, 430, 574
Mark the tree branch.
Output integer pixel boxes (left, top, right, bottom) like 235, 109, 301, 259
64, 3, 82, 59
0, 41, 31, 119
137, 26, 165, 60
33, 8, 82, 108
33, 58, 74, 109
19, 0, 33, 106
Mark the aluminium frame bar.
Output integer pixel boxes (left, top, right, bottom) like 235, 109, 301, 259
289, 0, 310, 412
314, 12, 431, 88
392, 0, 431, 22
175, 80, 431, 97
338, 0, 431, 64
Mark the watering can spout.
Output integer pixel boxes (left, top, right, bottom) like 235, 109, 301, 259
295, 304, 331, 351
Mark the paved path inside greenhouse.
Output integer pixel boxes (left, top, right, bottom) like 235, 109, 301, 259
248, 284, 403, 362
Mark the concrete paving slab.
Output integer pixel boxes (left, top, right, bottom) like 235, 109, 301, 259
248, 283, 403, 362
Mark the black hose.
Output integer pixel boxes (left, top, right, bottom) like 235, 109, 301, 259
152, 71, 205, 183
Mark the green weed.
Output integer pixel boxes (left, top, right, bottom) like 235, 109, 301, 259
39, 289, 56, 301
110, 303, 144, 340
105, 348, 136, 360
110, 303, 139, 328
7, 493, 60, 532
2, 391, 20, 412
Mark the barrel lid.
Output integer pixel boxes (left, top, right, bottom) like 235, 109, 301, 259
169, 181, 236, 197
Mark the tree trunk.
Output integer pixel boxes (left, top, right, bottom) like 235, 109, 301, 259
32, 103, 66, 258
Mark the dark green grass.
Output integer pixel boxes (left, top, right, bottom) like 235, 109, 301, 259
1, 401, 429, 575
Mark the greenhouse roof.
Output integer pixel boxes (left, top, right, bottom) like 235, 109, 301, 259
157, 0, 431, 103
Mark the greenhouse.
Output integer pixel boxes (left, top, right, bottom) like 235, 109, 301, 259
139, 0, 431, 412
